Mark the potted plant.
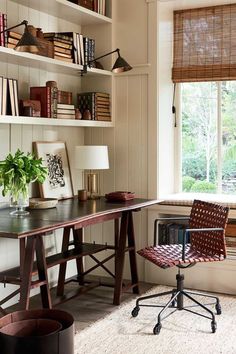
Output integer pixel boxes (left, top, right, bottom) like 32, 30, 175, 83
0, 149, 47, 216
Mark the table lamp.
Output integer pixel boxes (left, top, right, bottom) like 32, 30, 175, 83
75, 145, 109, 199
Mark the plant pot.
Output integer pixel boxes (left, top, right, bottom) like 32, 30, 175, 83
10, 189, 29, 216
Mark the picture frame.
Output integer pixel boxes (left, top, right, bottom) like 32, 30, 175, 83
33, 141, 73, 199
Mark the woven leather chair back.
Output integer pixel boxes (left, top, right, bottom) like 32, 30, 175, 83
189, 200, 229, 258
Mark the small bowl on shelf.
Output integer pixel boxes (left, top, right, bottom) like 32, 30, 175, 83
29, 198, 58, 209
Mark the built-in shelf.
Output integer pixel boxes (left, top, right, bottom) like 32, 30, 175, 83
11, 0, 112, 25
0, 46, 112, 77
0, 116, 114, 128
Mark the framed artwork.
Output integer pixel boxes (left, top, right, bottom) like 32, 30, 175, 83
33, 141, 73, 199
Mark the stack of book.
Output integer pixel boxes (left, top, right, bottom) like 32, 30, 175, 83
30, 86, 57, 118
77, 92, 111, 121
57, 103, 75, 119
0, 77, 19, 116
44, 32, 95, 66
43, 32, 73, 63
7, 31, 21, 49
0, 13, 7, 47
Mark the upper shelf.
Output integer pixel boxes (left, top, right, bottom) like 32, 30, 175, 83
0, 46, 112, 77
0, 115, 114, 128
11, 0, 112, 26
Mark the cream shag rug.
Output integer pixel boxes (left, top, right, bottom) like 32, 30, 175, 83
74, 286, 236, 354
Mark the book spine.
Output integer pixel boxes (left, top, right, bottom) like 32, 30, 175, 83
50, 86, 58, 118
94, 0, 98, 12
13, 79, 19, 116
3, 13, 7, 47
83, 37, 89, 66
45, 87, 51, 118
0, 14, 4, 47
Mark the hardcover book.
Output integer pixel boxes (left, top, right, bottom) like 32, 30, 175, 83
30, 86, 51, 118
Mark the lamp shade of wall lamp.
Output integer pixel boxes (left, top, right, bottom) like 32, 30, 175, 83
83, 48, 132, 74
75, 145, 109, 199
0, 20, 41, 53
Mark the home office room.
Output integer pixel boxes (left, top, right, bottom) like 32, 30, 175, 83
0, 0, 235, 353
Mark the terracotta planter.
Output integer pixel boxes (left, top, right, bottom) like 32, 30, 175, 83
0, 309, 74, 354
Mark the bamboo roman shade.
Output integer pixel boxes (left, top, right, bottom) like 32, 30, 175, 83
172, 4, 236, 83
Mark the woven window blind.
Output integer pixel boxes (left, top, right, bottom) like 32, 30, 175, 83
172, 4, 236, 83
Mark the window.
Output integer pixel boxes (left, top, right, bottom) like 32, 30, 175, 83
172, 4, 236, 195
181, 81, 236, 194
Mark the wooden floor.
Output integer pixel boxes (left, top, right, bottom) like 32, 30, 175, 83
7, 279, 154, 333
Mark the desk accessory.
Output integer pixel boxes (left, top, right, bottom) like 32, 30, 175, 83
29, 198, 58, 209
105, 191, 135, 202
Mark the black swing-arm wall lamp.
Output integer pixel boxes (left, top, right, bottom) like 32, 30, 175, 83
0, 20, 41, 53
83, 48, 132, 74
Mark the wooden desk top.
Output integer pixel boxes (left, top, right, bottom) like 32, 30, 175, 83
0, 197, 159, 239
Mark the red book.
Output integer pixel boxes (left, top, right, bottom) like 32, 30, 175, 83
30, 86, 51, 118
0, 14, 4, 47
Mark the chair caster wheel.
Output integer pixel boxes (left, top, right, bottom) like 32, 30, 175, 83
131, 306, 140, 317
153, 323, 162, 335
211, 321, 217, 333
215, 303, 221, 315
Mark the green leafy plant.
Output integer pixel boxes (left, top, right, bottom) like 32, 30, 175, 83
0, 149, 48, 202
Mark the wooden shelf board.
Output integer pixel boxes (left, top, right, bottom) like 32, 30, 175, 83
11, 0, 112, 25
0, 243, 108, 281
0, 115, 114, 128
0, 47, 112, 77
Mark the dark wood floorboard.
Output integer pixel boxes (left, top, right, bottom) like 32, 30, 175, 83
6, 278, 154, 332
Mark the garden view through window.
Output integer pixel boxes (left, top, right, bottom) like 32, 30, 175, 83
181, 81, 236, 194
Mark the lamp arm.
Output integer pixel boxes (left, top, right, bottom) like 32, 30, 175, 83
0, 20, 28, 34
90, 48, 120, 63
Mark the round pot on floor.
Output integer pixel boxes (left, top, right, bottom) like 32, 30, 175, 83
0, 309, 74, 354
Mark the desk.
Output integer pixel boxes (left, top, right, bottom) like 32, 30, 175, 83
0, 197, 158, 312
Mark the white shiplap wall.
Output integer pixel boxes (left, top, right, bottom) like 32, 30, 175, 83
0, 0, 85, 305
0, 0, 155, 307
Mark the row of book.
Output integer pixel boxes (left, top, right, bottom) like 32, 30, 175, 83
158, 223, 189, 245
69, 0, 106, 16
78, 92, 111, 121
0, 13, 7, 47
44, 32, 95, 66
0, 77, 19, 116
158, 223, 236, 253
30, 86, 74, 119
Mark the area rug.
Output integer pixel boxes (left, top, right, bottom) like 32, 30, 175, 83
74, 285, 236, 354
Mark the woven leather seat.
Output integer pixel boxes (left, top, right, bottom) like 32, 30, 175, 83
132, 199, 229, 335
138, 243, 225, 269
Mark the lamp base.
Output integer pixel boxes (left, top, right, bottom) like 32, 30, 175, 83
85, 172, 100, 200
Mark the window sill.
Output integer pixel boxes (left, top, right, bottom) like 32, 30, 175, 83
151, 193, 236, 219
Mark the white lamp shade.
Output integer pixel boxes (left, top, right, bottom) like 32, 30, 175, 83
75, 145, 109, 170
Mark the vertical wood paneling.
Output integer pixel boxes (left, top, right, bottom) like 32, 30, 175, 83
114, 76, 128, 190
86, 74, 149, 279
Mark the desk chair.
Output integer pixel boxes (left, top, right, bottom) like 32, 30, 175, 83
131, 199, 229, 334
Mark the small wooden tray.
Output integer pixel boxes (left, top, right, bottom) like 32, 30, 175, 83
29, 198, 58, 209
